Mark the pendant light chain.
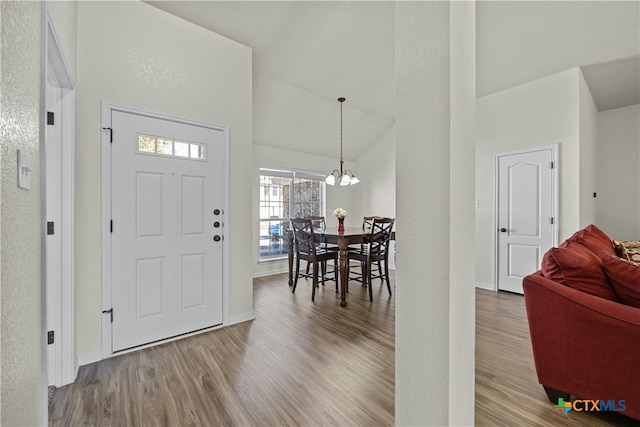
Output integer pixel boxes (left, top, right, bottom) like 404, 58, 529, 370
325, 96, 359, 186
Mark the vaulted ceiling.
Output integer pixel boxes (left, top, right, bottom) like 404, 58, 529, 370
146, 1, 639, 160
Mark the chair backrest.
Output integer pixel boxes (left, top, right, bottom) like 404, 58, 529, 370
290, 218, 318, 256
362, 216, 383, 232
305, 216, 326, 231
368, 217, 395, 258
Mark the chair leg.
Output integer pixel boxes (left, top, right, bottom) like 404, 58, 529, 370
366, 263, 373, 301
377, 260, 384, 283
320, 261, 326, 286
311, 262, 318, 301
384, 258, 392, 295
293, 257, 301, 293
361, 261, 367, 287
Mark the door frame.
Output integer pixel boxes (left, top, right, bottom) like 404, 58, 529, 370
100, 103, 230, 359
493, 144, 559, 291
44, 12, 77, 388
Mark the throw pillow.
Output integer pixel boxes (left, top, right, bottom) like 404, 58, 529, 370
541, 242, 619, 302
601, 254, 640, 308
568, 224, 615, 257
613, 240, 640, 265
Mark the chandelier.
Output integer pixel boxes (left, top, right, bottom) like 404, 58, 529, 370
325, 97, 359, 186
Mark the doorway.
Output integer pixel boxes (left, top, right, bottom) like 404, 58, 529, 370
495, 145, 558, 294
102, 105, 228, 354
45, 14, 76, 388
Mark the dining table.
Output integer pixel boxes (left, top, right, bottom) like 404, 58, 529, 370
287, 226, 370, 307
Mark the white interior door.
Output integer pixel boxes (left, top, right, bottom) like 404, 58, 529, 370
497, 147, 556, 294
110, 111, 224, 352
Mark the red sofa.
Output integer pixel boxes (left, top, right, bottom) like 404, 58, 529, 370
523, 224, 640, 421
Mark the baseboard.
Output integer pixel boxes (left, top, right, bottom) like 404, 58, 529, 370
253, 268, 287, 278
230, 310, 256, 325
475, 281, 495, 291
77, 350, 102, 367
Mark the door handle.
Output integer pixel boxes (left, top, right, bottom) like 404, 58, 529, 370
213, 235, 221, 242
500, 228, 507, 233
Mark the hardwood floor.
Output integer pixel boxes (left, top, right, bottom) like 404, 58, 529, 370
50, 274, 395, 426
50, 275, 639, 426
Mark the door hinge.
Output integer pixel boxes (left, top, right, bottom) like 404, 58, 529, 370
110, 220, 113, 233
102, 308, 113, 323
47, 221, 55, 235
102, 127, 112, 143
550, 161, 555, 169
47, 330, 54, 345
550, 217, 555, 225
47, 112, 55, 126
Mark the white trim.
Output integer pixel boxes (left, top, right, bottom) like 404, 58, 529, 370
253, 267, 288, 278
101, 102, 230, 359
230, 311, 256, 325
77, 351, 102, 367
493, 144, 559, 290
44, 10, 77, 389
475, 282, 495, 291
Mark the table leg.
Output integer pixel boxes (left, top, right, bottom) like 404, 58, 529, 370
339, 239, 349, 307
287, 232, 294, 286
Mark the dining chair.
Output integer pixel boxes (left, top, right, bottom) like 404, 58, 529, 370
349, 216, 384, 284
347, 217, 395, 301
302, 216, 338, 281
290, 218, 339, 301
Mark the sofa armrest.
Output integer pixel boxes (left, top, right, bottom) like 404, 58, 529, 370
523, 272, 640, 417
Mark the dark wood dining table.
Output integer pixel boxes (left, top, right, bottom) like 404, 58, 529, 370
287, 227, 370, 307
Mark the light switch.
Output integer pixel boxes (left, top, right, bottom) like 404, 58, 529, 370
17, 150, 31, 190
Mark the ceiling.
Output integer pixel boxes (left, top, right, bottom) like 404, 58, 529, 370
146, 1, 395, 161
146, 1, 639, 160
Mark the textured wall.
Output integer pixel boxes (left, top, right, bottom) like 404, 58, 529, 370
75, 1, 252, 358
395, 2, 450, 424
1, 1, 45, 425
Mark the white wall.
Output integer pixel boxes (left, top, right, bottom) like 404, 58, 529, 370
395, 1, 475, 424
75, 1, 252, 358
1, 2, 45, 425
354, 127, 396, 219
579, 70, 599, 226
252, 144, 361, 277
596, 104, 640, 239
475, 69, 582, 287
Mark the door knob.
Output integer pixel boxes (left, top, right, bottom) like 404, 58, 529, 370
213, 235, 221, 242
500, 228, 507, 233
213, 209, 221, 215
213, 221, 221, 228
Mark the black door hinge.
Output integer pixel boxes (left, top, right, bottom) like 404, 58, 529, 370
47, 221, 55, 235
102, 127, 112, 143
47, 112, 55, 126
110, 220, 113, 233
47, 330, 54, 345
102, 308, 113, 323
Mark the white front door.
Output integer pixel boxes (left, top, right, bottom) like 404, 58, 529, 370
110, 110, 224, 352
497, 146, 556, 294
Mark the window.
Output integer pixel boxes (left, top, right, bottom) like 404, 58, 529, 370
136, 134, 206, 160
259, 168, 326, 260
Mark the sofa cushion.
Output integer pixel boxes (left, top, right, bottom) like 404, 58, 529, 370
541, 241, 619, 301
566, 224, 615, 257
613, 240, 640, 265
601, 254, 640, 308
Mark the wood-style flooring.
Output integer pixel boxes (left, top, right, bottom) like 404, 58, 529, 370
50, 274, 639, 426
50, 273, 395, 426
